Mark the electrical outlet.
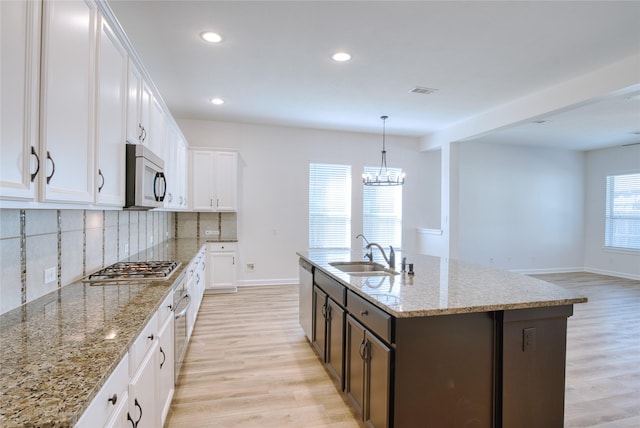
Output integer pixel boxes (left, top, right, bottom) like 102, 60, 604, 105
246, 263, 255, 272
523, 327, 536, 352
44, 267, 57, 284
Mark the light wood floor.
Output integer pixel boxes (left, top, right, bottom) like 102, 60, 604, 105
530, 273, 640, 428
166, 273, 640, 427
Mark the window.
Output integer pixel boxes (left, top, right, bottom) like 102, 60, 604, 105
605, 172, 640, 250
363, 166, 403, 250
309, 163, 351, 249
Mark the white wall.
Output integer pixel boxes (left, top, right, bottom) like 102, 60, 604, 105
179, 119, 428, 285
456, 142, 585, 273
584, 145, 640, 279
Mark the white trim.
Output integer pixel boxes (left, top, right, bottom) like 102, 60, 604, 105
417, 228, 443, 236
584, 267, 640, 281
236, 278, 299, 287
511, 267, 584, 275
602, 246, 640, 255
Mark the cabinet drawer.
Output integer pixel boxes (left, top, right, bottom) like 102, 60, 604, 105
129, 312, 158, 376
347, 291, 392, 344
157, 290, 174, 327
76, 353, 129, 428
207, 242, 237, 252
315, 269, 346, 306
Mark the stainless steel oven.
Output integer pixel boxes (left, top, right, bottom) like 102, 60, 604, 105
172, 276, 191, 383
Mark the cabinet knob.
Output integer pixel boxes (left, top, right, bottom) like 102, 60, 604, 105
108, 394, 117, 405
360, 310, 368, 316
147, 333, 154, 341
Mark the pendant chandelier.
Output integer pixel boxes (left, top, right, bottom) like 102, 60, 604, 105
362, 115, 405, 186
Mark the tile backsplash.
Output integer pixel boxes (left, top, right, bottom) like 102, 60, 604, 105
0, 209, 174, 315
0, 209, 238, 315
174, 212, 237, 240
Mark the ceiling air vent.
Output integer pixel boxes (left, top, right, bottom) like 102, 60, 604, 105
409, 86, 438, 95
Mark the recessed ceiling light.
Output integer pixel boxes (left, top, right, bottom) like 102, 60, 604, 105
409, 86, 439, 95
201, 32, 222, 43
210, 97, 224, 105
332, 52, 351, 62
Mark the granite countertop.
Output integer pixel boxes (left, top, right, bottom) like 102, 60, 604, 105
298, 250, 587, 318
0, 238, 206, 428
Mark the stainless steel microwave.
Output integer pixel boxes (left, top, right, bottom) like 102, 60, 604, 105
125, 144, 166, 209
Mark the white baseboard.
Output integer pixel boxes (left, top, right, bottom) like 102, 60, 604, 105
236, 278, 299, 287
583, 267, 640, 281
510, 267, 584, 275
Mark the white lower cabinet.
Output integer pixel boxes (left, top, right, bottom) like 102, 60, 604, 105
158, 312, 175, 423
128, 339, 159, 428
77, 247, 208, 427
186, 249, 206, 339
206, 242, 237, 294
76, 354, 129, 428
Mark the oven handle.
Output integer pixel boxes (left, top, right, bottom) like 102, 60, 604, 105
174, 293, 192, 319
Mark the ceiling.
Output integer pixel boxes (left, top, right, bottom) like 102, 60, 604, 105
108, 0, 640, 151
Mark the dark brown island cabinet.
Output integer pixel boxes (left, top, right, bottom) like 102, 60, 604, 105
299, 253, 586, 428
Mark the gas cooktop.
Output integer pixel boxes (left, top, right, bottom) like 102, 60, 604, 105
84, 260, 180, 284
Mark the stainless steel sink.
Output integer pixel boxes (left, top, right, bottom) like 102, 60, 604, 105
329, 261, 399, 276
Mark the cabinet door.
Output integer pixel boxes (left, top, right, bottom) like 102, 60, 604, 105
191, 150, 215, 210
158, 315, 174, 426
0, 0, 40, 201
213, 151, 238, 211
163, 125, 178, 208
326, 297, 345, 389
148, 95, 164, 156
40, 0, 96, 203
126, 60, 142, 144
128, 341, 159, 428
345, 315, 366, 418
312, 287, 327, 359
209, 251, 236, 289
95, 15, 126, 206
176, 137, 187, 208
365, 331, 391, 428
139, 81, 151, 147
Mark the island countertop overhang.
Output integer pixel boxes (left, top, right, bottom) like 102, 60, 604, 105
297, 250, 587, 318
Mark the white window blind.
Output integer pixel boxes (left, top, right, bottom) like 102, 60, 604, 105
309, 163, 351, 249
605, 172, 640, 250
363, 166, 403, 250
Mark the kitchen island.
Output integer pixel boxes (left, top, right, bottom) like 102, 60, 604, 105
298, 250, 587, 428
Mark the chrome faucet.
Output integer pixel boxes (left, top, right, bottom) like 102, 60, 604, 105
356, 234, 373, 261
366, 242, 395, 270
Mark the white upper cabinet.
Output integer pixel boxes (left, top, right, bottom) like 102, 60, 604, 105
0, 0, 41, 201
40, 0, 96, 204
126, 59, 164, 158
214, 151, 238, 211
149, 94, 164, 157
126, 60, 143, 145
1, 0, 188, 208
163, 124, 188, 210
190, 150, 214, 211
190, 150, 238, 212
94, 14, 126, 206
